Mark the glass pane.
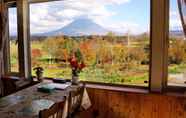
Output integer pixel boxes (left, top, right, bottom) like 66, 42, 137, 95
8, 7, 19, 72
168, 0, 186, 86
30, 0, 150, 86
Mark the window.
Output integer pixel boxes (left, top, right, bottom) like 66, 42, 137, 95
29, 0, 150, 86
168, 0, 186, 86
8, 7, 19, 73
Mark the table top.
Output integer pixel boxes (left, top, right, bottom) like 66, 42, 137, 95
0, 81, 79, 118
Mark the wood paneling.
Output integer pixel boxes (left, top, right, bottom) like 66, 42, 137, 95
79, 87, 186, 118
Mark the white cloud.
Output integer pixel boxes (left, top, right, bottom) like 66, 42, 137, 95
10, 0, 151, 35
99, 0, 130, 5
28, 0, 120, 34
105, 22, 148, 35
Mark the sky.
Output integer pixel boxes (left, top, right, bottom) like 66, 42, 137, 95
8, 0, 182, 35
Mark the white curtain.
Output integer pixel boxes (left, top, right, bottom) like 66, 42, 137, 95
178, 0, 186, 36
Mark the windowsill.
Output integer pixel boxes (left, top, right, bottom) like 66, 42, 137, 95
84, 82, 149, 94
84, 82, 186, 98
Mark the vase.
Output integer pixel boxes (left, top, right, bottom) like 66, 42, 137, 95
72, 75, 79, 85
36, 72, 43, 82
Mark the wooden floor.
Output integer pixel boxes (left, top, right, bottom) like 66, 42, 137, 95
79, 86, 186, 118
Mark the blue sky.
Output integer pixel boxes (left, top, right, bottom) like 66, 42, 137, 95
9, 0, 182, 35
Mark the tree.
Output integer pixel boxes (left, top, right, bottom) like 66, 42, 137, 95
42, 36, 64, 64
31, 49, 42, 67
169, 39, 186, 64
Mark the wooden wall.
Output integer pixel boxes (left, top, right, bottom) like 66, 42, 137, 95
79, 87, 186, 118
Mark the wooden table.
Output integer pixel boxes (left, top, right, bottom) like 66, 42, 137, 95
0, 81, 79, 118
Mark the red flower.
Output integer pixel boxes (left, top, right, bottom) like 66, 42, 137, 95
68, 49, 85, 75
79, 62, 86, 70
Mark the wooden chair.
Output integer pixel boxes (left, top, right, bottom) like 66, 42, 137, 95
68, 85, 85, 118
39, 99, 66, 118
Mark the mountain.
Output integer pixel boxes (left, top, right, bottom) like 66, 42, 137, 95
46, 18, 108, 36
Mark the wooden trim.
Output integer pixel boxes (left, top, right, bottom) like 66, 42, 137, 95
166, 86, 186, 93
17, 0, 31, 79
5, 0, 63, 4
85, 83, 149, 94
150, 0, 169, 93
82, 81, 148, 89
29, 0, 63, 4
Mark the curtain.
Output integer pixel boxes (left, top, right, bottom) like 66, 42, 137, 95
0, 1, 7, 96
178, 0, 186, 36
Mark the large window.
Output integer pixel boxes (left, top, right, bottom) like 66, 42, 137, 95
29, 0, 150, 86
8, 7, 19, 73
4, 0, 184, 92
168, 0, 186, 86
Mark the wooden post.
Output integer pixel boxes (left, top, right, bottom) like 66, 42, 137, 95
150, 0, 169, 92
17, 0, 31, 79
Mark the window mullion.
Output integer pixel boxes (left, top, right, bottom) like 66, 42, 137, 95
150, 0, 169, 92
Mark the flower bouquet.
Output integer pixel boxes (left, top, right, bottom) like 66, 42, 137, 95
68, 49, 85, 84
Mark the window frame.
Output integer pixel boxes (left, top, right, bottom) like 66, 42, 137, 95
166, 0, 186, 92
3, 0, 31, 79
3, 2, 20, 76
28, 0, 151, 88
3, 0, 180, 93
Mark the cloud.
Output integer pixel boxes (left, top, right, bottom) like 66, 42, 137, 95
105, 22, 148, 35
99, 0, 130, 5
28, 0, 121, 34
10, 0, 150, 35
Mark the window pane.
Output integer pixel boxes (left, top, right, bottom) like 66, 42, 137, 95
8, 7, 19, 73
30, 0, 150, 86
168, 0, 186, 86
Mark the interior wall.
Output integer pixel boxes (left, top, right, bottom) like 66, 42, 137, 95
79, 87, 186, 118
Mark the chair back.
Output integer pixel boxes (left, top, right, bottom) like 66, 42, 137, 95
39, 99, 66, 118
68, 85, 84, 117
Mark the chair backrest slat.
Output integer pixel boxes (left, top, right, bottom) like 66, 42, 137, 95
68, 85, 84, 117
39, 99, 66, 118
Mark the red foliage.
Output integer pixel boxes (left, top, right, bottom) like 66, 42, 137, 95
32, 49, 42, 58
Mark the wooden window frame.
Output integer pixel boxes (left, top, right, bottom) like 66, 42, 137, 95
3, 0, 181, 93
150, 0, 169, 93
3, 0, 31, 79
3, 2, 19, 76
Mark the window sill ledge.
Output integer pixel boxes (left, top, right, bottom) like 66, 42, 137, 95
84, 83, 149, 94
84, 82, 186, 98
